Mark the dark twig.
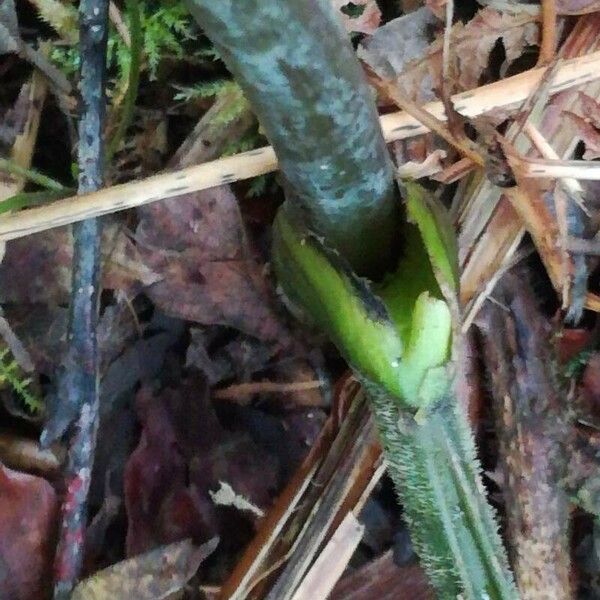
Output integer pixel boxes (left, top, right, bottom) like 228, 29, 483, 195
478, 271, 573, 599
52, 1, 109, 597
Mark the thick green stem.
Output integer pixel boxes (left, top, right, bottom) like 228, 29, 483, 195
184, 0, 398, 277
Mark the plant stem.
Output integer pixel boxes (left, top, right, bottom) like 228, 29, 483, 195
106, 0, 141, 162
369, 385, 517, 599
52, 0, 108, 597
0, 158, 67, 192
184, 0, 399, 278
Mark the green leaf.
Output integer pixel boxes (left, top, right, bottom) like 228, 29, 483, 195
402, 179, 459, 299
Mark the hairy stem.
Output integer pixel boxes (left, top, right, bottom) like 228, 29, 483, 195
368, 385, 517, 599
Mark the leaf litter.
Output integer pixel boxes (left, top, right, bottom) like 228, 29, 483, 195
4, 0, 600, 597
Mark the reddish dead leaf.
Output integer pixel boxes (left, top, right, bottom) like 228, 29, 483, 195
332, 0, 381, 34
135, 188, 292, 345
0, 463, 58, 600
581, 353, 600, 420
0, 228, 73, 304
330, 549, 433, 600
124, 379, 278, 557
558, 328, 593, 364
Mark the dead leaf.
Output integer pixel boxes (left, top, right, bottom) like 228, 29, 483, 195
558, 328, 593, 364
357, 8, 441, 102
330, 549, 434, 599
358, 8, 440, 102
362, 8, 538, 103
564, 94, 600, 160
0, 81, 31, 147
557, 0, 600, 14
581, 353, 600, 419
454, 8, 538, 88
71, 538, 218, 600
332, 0, 381, 34
0, 462, 58, 600
186, 328, 276, 386
564, 112, 600, 160
135, 188, 292, 345
578, 92, 600, 124
0, 222, 158, 305
124, 379, 278, 556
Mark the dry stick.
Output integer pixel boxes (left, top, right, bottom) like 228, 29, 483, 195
1, 50, 600, 242
213, 380, 323, 403
538, 0, 558, 65
52, 1, 109, 598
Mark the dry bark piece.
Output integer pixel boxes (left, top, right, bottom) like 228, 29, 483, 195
478, 271, 572, 599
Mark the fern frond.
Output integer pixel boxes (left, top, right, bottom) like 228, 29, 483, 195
29, 0, 78, 43
0, 348, 42, 413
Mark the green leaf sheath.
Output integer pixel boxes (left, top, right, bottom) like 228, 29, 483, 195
184, 0, 399, 277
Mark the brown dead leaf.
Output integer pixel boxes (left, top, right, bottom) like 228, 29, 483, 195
0, 462, 58, 600
564, 112, 600, 160
332, 0, 381, 34
557, 0, 600, 14
578, 92, 600, 124
135, 188, 292, 345
454, 9, 538, 87
71, 538, 218, 600
564, 93, 600, 160
0, 222, 158, 305
330, 550, 433, 600
363, 7, 538, 103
